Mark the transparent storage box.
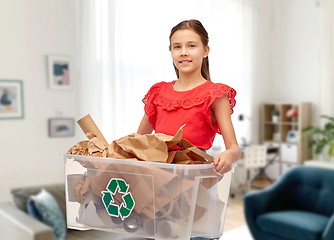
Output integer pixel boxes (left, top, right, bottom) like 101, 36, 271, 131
63, 154, 233, 240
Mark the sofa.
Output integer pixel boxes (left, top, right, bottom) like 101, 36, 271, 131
244, 166, 334, 240
0, 183, 147, 240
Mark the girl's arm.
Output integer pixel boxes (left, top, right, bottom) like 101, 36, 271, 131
211, 95, 242, 175
137, 114, 154, 135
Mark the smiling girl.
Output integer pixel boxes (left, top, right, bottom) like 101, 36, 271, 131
138, 19, 241, 173
138, 18, 241, 240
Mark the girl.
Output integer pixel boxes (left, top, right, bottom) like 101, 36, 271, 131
138, 19, 241, 240
138, 19, 241, 175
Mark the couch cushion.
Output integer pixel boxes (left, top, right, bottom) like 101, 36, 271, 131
275, 167, 334, 217
11, 184, 66, 217
29, 188, 66, 240
257, 210, 329, 240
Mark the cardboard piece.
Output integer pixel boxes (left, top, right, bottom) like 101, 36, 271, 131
73, 178, 91, 204
84, 187, 103, 206
77, 114, 108, 144
67, 174, 85, 202
96, 208, 117, 228
111, 216, 123, 225
191, 185, 225, 235
123, 215, 141, 233
176, 139, 214, 164
143, 218, 161, 236
157, 220, 186, 239
76, 201, 105, 227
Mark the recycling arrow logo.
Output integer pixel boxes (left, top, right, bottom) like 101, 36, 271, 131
101, 178, 135, 220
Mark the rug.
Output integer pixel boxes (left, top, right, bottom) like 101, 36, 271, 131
220, 225, 253, 240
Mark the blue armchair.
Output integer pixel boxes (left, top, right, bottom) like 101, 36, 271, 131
244, 166, 334, 240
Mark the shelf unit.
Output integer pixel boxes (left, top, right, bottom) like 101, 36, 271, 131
261, 102, 312, 179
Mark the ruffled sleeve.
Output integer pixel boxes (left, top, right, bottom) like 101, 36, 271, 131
142, 81, 165, 128
203, 83, 237, 134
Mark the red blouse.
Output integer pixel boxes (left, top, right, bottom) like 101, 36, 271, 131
143, 81, 236, 150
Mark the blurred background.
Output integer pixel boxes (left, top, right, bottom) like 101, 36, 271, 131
0, 0, 333, 205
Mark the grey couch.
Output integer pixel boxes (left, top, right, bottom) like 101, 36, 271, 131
0, 184, 146, 240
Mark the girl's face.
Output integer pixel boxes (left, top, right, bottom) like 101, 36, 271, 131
170, 29, 209, 78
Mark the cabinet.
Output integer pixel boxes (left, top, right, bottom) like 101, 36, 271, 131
261, 102, 312, 179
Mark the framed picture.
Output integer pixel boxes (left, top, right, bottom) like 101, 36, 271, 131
48, 118, 75, 137
47, 55, 73, 90
0, 80, 24, 120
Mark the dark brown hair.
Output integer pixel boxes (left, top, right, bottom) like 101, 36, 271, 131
169, 19, 210, 81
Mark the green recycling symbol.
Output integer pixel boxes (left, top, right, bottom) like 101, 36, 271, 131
101, 178, 135, 220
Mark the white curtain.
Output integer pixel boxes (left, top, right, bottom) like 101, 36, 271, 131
73, 0, 257, 146
72, 0, 115, 142
319, 0, 334, 122
210, 0, 257, 148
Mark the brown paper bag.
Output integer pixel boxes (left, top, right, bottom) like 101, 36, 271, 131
113, 133, 168, 162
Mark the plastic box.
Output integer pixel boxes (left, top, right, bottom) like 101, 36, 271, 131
63, 154, 233, 240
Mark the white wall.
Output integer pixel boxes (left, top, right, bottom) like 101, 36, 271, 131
0, 0, 82, 202
250, 0, 276, 144
250, 0, 321, 145
271, 0, 321, 116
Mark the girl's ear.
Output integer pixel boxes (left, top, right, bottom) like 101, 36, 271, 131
203, 45, 210, 58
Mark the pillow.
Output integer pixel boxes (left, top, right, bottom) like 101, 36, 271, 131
27, 198, 42, 221
28, 188, 66, 240
11, 184, 66, 217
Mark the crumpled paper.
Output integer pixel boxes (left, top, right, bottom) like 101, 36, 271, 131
67, 126, 213, 164
66, 117, 217, 223
73, 178, 90, 204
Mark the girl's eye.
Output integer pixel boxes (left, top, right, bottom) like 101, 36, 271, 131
189, 45, 195, 48
173, 45, 180, 49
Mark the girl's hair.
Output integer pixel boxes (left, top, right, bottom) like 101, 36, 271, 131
169, 19, 211, 81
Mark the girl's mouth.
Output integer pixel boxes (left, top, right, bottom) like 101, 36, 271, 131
179, 60, 191, 63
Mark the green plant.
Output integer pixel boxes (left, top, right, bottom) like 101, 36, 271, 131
303, 115, 334, 157
271, 109, 279, 116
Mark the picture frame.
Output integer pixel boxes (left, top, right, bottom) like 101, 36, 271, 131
47, 55, 73, 90
48, 118, 75, 137
0, 80, 24, 120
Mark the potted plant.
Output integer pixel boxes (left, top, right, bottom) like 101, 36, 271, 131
303, 115, 334, 159
271, 109, 280, 123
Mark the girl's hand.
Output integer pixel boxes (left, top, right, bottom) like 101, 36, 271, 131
213, 151, 233, 175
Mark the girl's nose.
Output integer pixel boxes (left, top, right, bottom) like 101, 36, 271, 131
181, 47, 188, 57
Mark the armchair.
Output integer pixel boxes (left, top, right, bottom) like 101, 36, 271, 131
244, 166, 334, 240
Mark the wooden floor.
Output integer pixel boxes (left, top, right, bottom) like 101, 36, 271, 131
223, 178, 273, 232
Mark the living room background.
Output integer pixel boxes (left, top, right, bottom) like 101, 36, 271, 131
0, 0, 329, 204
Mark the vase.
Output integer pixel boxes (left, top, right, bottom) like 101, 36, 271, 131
272, 116, 279, 123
